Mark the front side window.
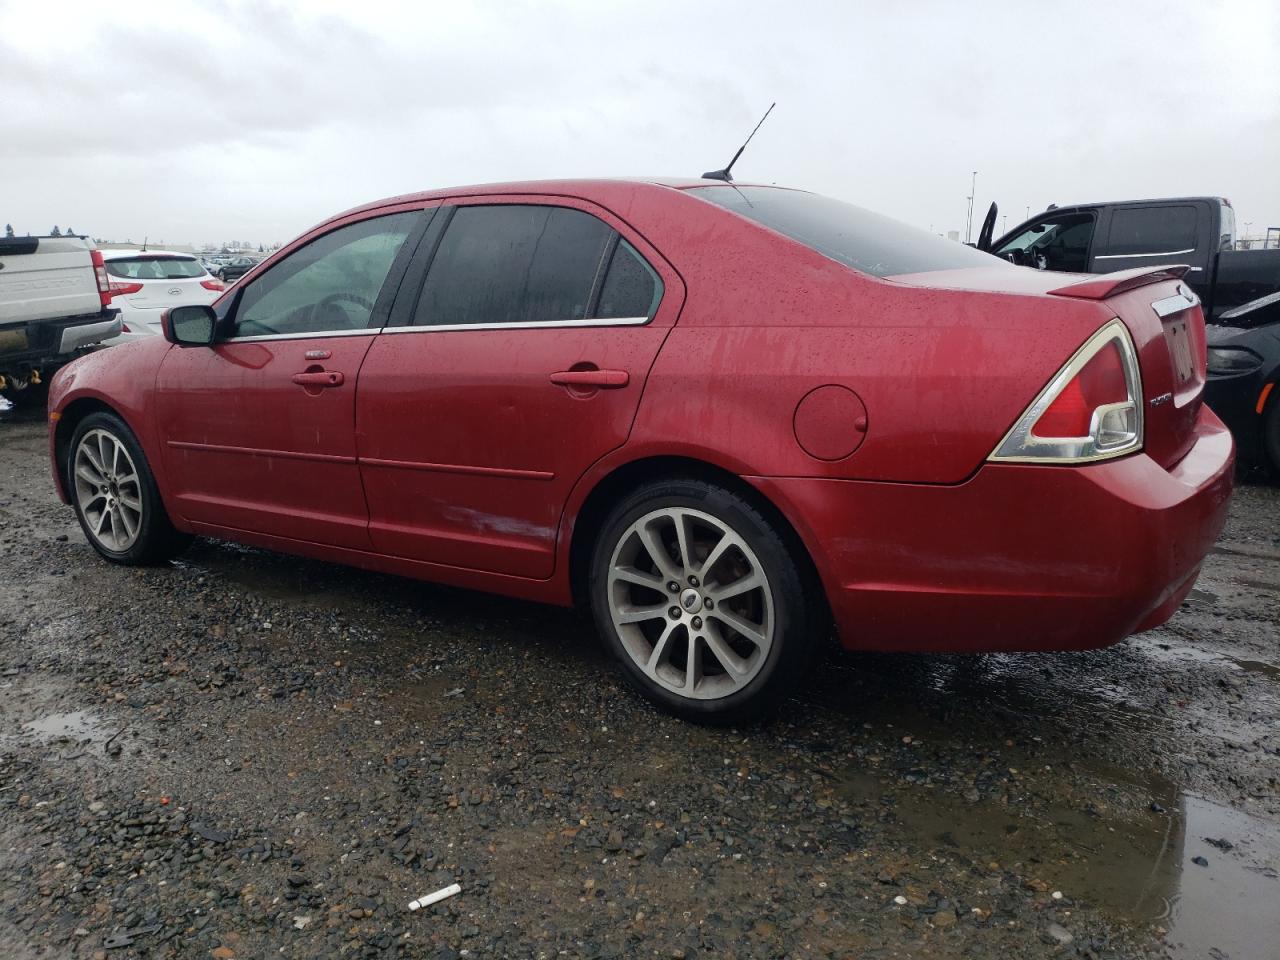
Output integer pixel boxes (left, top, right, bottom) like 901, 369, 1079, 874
414, 205, 614, 327
994, 213, 1096, 271
233, 212, 417, 338
1103, 206, 1198, 257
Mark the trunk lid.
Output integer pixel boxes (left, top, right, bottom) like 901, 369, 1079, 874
891, 264, 1205, 470
1096, 278, 1206, 469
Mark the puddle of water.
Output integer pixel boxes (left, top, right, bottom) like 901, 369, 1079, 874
1167, 796, 1280, 959
21, 710, 112, 744
838, 768, 1280, 959
0, 709, 115, 760
1133, 636, 1280, 682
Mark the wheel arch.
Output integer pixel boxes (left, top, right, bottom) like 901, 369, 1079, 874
52, 397, 126, 501
565, 454, 828, 620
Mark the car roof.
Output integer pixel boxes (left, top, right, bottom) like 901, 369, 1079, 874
1044, 196, 1227, 213
325, 177, 773, 224
100, 248, 198, 260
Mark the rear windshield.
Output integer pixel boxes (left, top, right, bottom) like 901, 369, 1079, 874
688, 185, 1004, 278
104, 256, 207, 280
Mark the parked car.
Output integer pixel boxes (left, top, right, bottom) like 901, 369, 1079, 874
1204, 307, 1280, 473
990, 197, 1280, 472
47, 179, 1233, 722
98, 251, 224, 345
0, 233, 121, 401
216, 257, 258, 282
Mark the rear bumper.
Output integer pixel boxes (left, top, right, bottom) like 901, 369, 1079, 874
1, 308, 120, 374
751, 407, 1235, 653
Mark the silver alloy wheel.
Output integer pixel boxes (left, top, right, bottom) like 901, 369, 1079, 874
607, 507, 774, 700
73, 428, 143, 552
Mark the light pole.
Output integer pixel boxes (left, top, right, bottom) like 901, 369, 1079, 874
965, 170, 977, 244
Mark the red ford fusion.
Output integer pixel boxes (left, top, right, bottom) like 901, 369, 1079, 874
47, 179, 1234, 722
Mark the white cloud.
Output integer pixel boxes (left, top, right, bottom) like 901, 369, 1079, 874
2, 0, 1277, 243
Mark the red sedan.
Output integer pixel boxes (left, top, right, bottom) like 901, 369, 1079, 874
47, 179, 1234, 722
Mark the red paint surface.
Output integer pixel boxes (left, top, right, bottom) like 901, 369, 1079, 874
47, 178, 1235, 654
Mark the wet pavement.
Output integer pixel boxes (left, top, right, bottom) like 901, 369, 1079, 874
1, 412, 1278, 959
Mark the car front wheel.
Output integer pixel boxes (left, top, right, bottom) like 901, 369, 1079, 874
68, 412, 191, 565
589, 479, 822, 724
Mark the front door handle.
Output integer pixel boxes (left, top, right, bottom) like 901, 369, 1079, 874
292, 370, 345, 388
549, 369, 629, 389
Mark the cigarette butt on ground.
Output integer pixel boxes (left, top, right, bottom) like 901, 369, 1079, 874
408, 882, 462, 912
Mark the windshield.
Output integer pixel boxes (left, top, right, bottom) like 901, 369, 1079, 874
687, 185, 1004, 278
105, 256, 207, 280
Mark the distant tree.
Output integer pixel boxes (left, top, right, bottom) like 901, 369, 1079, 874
4, 223, 13, 238
65, 227, 75, 236
258, 243, 264, 252
50, 225, 61, 236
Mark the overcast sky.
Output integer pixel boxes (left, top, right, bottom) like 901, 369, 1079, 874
3, 0, 1278, 247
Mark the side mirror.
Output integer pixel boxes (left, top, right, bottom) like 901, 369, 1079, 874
163, 305, 217, 346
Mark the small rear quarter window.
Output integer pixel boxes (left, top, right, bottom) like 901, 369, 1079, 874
594, 239, 662, 319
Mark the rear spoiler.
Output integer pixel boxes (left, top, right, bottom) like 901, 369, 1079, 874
1047, 265, 1190, 300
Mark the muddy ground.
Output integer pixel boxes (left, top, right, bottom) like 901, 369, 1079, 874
1, 408, 1278, 960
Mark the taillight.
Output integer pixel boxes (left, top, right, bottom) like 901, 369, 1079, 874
103, 280, 144, 303
91, 249, 111, 308
201, 278, 225, 292
990, 319, 1144, 463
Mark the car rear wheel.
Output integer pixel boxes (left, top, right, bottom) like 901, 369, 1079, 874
69, 412, 192, 565
589, 479, 822, 724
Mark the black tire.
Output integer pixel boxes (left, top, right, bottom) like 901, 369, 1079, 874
588, 478, 823, 724
67, 411, 192, 565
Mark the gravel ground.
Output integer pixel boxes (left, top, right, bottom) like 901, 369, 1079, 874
1, 409, 1278, 960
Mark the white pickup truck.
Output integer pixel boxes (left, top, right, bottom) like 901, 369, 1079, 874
0, 234, 122, 403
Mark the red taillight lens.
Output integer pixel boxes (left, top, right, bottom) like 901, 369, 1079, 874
990, 319, 1144, 463
201, 278, 225, 292
103, 280, 144, 303
1032, 341, 1128, 438
91, 249, 111, 307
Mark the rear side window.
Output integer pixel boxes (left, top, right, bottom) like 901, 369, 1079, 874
414, 206, 613, 326
105, 256, 207, 280
1104, 206, 1198, 256
688, 185, 1003, 277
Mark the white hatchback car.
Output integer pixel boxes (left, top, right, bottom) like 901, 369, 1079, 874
99, 251, 224, 345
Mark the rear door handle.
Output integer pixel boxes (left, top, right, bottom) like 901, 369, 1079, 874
292, 370, 345, 388
549, 369, 629, 389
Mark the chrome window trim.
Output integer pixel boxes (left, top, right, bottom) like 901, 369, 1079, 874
380, 316, 651, 334
1095, 248, 1195, 259
224, 328, 379, 343
221, 316, 652, 343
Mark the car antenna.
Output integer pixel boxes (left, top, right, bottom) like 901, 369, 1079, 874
702, 102, 775, 182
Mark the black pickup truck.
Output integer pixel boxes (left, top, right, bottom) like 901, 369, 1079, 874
989, 197, 1280, 473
